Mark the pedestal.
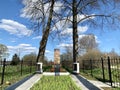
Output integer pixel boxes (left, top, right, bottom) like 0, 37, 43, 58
36, 62, 43, 73
73, 62, 79, 74
55, 64, 60, 76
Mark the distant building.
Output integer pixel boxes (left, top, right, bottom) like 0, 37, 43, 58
54, 49, 60, 64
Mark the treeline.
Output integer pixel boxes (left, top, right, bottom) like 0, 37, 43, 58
9, 53, 49, 66
61, 34, 119, 69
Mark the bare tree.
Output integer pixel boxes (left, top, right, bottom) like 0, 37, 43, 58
61, 0, 120, 64
36, 0, 55, 63
0, 44, 8, 59
21, 0, 120, 65
21, 0, 57, 62
108, 48, 119, 58
79, 34, 98, 52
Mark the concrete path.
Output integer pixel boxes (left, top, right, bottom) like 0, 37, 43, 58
5, 74, 42, 90
71, 74, 111, 90
71, 74, 89, 90
5, 73, 111, 90
89, 80, 111, 89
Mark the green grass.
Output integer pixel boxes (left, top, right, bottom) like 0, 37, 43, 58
0, 65, 36, 90
30, 75, 81, 90
82, 68, 120, 82
81, 68, 120, 90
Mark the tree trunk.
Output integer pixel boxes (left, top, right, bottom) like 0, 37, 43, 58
72, 0, 78, 63
36, 0, 55, 63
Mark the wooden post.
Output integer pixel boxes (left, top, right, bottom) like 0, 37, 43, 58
1, 58, 6, 85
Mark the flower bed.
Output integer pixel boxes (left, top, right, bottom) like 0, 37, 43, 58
44, 65, 67, 72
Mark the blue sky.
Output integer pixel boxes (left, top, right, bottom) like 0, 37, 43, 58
0, 0, 120, 60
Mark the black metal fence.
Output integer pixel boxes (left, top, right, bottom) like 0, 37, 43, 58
0, 58, 36, 86
81, 56, 120, 88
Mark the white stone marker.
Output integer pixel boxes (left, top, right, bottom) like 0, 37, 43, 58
36, 62, 43, 73
73, 62, 79, 74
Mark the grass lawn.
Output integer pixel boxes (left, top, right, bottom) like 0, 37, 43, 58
30, 75, 81, 90
0, 65, 36, 90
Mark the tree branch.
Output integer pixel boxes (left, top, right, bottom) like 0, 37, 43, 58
77, 14, 112, 24
77, 0, 97, 14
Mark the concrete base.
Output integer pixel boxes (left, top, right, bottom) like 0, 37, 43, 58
43, 72, 70, 76
36, 62, 43, 73
73, 62, 79, 74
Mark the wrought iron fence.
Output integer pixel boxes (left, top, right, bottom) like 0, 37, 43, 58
0, 58, 36, 85
81, 56, 120, 88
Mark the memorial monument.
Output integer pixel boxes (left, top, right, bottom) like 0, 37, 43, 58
54, 49, 60, 64
54, 49, 60, 75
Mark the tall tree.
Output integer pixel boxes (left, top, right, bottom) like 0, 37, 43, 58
72, 0, 78, 63
21, 0, 120, 65
21, 0, 56, 63
108, 48, 118, 58
22, 53, 37, 65
36, 0, 55, 63
61, 0, 120, 63
11, 54, 20, 65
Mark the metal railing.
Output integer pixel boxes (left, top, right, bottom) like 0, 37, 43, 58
0, 58, 36, 85
81, 56, 120, 88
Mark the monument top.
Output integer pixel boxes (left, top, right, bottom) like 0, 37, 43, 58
54, 49, 60, 64
54, 49, 60, 51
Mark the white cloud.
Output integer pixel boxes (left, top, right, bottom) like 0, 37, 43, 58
21, 1, 63, 19
32, 0, 38, 2
77, 14, 95, 22
79, 34, 86, 39
7, 43, 37, 54
57, 43, 73, 48
78, 26, 88, 34
61, 26, 88, 36
10, 38, 17, 43
45, 50, 51, 53
32, 36, 42, 40
94, 35, 101, 43
52, 19, 71, 32
7, 43, 51, 59
19, 43, 31, 47
0, 19, 32, 37
60, 28, 72, 35
54, 1, 63, 13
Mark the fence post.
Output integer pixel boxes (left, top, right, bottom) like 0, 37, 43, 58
108, 56, 112, 86
101, 57, 105, 82
90, 59, 93, 77
30, 60, 32, 73
82, 60, 84, 73
21, 60, 23, 76
1, 58, 6, 85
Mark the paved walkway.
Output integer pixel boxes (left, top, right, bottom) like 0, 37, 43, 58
71, 74, 111, 90
6, 73, 111, 90
5, 74, 42, 90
